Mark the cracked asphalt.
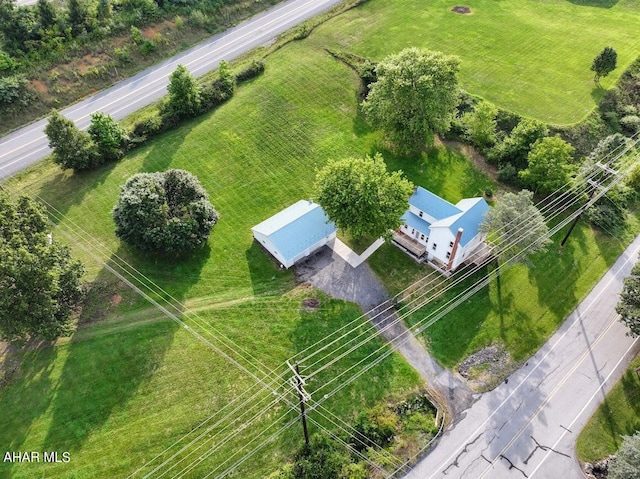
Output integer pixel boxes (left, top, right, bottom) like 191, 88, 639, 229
404, 233, 640, 478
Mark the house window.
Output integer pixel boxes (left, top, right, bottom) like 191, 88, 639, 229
446, 252, 451, 259
419, 211, 423, 218
449, 241, 454, 248
411, 228, 415, 235
420, 234, 425, 240
432, 243, 437, 251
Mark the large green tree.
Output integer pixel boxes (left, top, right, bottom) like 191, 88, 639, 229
45, 110, 99, 171
88, 111, 128, 162
519, 136, 575, 194
480, 190, 551, 264
113, 169, 219, 255
608, 431, 640, 479
166, 64, 201, 119
0, 192, 84, 341
361, 48, 460, 154
591, 46, 617, 84
314, 153, 414, 240
616, 260, 640, 337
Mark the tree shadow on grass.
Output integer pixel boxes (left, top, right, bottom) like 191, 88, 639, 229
32, 160, 119, 223
0, 343, 58, 477
139, 119, 191, 174
287, 296, 399, 433
620, 368, 640, 430
567, 0, 619, 8
245, 241, 294, 297
526, 246, 580, 320
41, 243, 210, 453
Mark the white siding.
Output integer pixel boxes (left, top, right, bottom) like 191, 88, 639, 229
426, 228, 455, 265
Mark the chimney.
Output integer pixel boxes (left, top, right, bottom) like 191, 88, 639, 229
446, 228, 463, 271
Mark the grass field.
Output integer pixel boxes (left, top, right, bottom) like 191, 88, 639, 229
576, 354, 640, 462
309, 0, 640, 124
3, 0, 640, 476
2, 42, 424, 477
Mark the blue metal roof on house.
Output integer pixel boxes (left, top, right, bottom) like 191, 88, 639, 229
409, 187, 461, 220
449, 198, 490, 247
252, 200, 336, 263
402, 211, 431, 236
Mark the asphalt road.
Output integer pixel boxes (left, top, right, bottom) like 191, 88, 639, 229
0, 0, 345, 179
404, 233, 640, 479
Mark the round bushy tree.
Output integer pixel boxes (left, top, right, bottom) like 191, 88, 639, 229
113, 169, 218, 255
314, 153, 414, 240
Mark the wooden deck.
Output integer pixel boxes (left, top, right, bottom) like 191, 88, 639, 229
392, 231, 427, 258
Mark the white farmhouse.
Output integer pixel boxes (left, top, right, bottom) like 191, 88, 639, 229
252, 200, 336, 269
393, 187, 490, 272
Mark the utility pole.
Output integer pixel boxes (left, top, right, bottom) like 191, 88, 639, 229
287, 361, 310, 448
561, 162, 617, 247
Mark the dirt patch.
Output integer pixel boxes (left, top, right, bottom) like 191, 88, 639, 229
437, 137, 499, 182
110, 294, 122, 307
301, 298, 320, 311
458, 345, 516, 391
76, 53, 112, 74
29, 79, 48, 94
451, 6, 472, 14
143, 20, 174, 39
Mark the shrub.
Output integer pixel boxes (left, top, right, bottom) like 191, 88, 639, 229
497, 163, 519, 185
88, 111, 129, 161
235, 59, 265, 83
174, 15, 184, 29
351, 405, 399, 451
165, 64, 201, 119
293, 22, 313, 40
114, 46, 131, 63
140, 39, 156, 56
0, 74, 30, 106
130, 25, 143, 44
585, 199, 627, 235
620, 114, 640, 134
291, 433, 352, 479
188, 10, 209, 29
112, 169, 219, 255
199, 79, 233, 111
131, 110, 164, 140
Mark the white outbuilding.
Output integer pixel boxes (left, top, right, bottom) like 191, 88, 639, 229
251, 200, 336, 269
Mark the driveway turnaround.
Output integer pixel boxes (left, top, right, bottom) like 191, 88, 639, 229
0, 0, 345, 179
404, 233, 640, 479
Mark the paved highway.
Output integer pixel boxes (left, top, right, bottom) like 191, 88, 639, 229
404, 234, 640, 478
0, 0, 344, 179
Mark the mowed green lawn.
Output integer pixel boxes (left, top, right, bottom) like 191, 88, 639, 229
1, 44, 423, 478
576, 354, 640, 462
308, 0, 640, 124
3, 0, 640, 476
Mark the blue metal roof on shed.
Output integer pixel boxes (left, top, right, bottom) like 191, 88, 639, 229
409, 187, 462, 220
251, 200, 336, 263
